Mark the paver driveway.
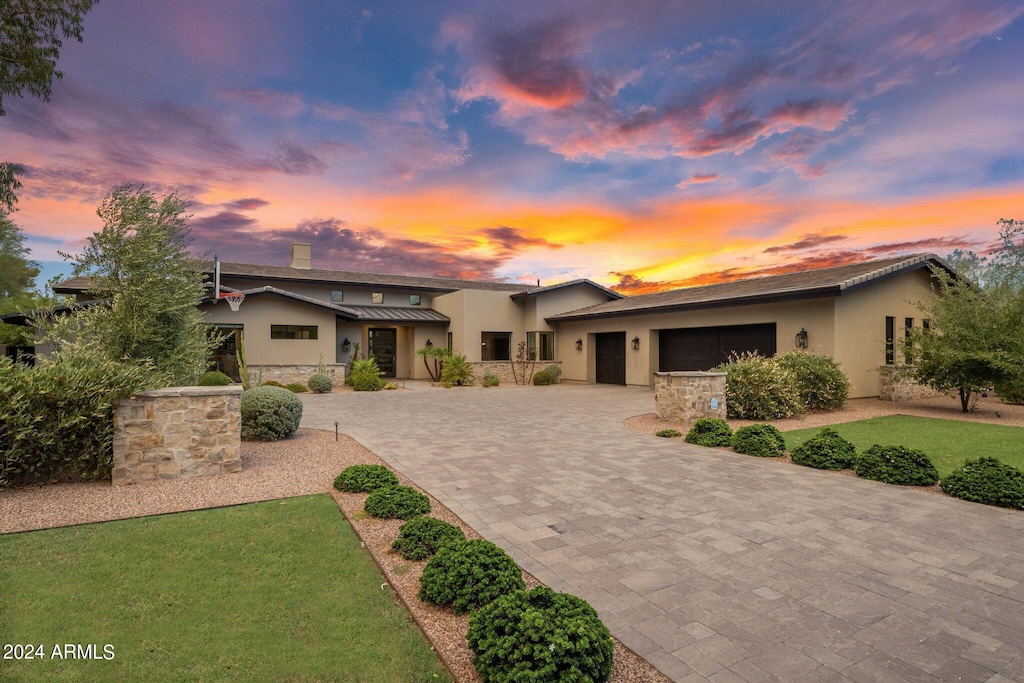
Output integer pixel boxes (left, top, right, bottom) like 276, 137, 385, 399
301, 383, 1024, 682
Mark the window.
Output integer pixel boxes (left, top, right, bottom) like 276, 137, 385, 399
371, 292, 383, 304
885, 316, 895, 365
271, 325, 318, 340
481, 332, 511, 361
527, 331, 555, 361
923, 319, 930, 330
447, 331, 453, 352
905, 317, 914, 364
409, 294, 421, 306
331, 290, 344, 302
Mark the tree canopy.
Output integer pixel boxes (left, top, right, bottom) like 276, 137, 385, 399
39, 185, 216, 386
909, 220, 1024, 411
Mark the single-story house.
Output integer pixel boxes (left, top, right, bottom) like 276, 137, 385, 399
18, 243, 953, 397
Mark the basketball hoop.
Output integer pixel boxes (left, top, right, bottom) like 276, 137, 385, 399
219, 291, 245, 312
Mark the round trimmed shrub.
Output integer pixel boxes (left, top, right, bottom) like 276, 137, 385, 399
308, 372, 333, 394
240, 385, 303, 441
418, 539, 525, 613
940, 458, 1024, 509
468, 587, 614, 683
392, 516, 466, 561
685, 418, 733, 447
364, 485, 430, 519
533, 364, 562, 386
854, 445, 939, 486
198, 370, 232, 386
731, 423, 785, 457
714, 352, 802, 419
790, 428, 857, 470
777, 352, 851, 411
333, 464, 398, 493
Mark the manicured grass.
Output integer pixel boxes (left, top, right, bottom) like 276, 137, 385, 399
783, 416, 1024, 479
0, 495, 450, 682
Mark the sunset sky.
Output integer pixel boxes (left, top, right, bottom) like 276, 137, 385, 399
2, 0, 1023, 292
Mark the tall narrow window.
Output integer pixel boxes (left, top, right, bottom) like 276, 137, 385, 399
447, 331, 453, 352
922, 319, 930, 330
885, 316, 895, 365
904, 318, 914, 364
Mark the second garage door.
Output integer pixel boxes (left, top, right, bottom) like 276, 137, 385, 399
659, 323, 777, 371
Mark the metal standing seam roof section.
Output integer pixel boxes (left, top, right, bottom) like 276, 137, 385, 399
337, 305, 450, 323
544, 254, 956, 322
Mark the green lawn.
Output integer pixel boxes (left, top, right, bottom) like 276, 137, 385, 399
782, 415, 1024, 478
0, 495, 450, 683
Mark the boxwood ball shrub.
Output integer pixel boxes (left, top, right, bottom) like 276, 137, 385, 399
468, 587, 614, 683
307, 372, 333, 394
731, 423, 786, 457
684, 417, 733, 447
790, 427, 857, 470
777, 352, 851, 412
197, 370, 232, 386
940, 457, 1024, 509
392, 516, 467, 561
533, 364, 562, 386
240, 385, 303, 441
854, 445, 939, 486
714, 352, 802, 420
418, 539, 525, 613
333, 464, 398, 493
364, 485, 431, 519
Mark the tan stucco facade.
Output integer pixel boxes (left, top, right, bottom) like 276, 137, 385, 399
549, 268, 936, 398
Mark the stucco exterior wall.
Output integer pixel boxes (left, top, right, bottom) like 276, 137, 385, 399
433, 290, 526, 362
834, 268, 935, 398
525, 286, 613, 331
552, 297, 837, 387
203, 295, 336, 366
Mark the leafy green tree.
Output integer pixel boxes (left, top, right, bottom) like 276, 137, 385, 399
1, 1, 98, 208
908, 220, 1024, 412
39, 185, 216, 386
0, 210, 41, 345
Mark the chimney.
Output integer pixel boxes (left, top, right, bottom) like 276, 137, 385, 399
290, 242, 311, 269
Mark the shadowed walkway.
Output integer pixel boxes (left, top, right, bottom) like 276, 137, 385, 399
301, 383, 1024, 682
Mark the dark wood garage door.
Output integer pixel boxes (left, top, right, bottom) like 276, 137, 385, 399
595, 332, 626, 385
659, 323, 777, 371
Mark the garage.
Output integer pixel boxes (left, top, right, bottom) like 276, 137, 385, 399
595, 332, 626, 385
659, 323, 776, 371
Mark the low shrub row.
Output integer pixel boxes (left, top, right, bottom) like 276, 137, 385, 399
333, 462, 615, 680
713, 351, 851, 419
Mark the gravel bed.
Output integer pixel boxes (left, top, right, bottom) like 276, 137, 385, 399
2, 429, 669, 682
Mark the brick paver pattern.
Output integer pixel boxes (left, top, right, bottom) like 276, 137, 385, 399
301, 383, 1024, 682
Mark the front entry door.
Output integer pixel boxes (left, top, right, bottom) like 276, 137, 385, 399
595, 332, 626, 385
368, 328, 397, 377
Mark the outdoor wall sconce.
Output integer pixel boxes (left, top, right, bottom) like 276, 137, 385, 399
795, 328, 808, 349
631, 336, 640, 351
342, 338, 351, 353
425, 339, 433, 348
575, 338, 583, 351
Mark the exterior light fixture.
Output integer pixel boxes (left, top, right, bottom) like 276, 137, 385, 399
342, 338, 351, 353
795, 328, 808, 349
575, 338, 583, 351
425, 339, 433, 348
631, 336, 640, 351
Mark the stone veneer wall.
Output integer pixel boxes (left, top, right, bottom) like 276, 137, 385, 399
249, 363, 345, 386
654, 371, 728, 424
877, 365, 944, 402
468, 360, 562, 385
112, 386, 243, 486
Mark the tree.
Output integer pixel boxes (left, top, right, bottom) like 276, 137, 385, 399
907, 220, 1024, 412
38, 185, 217, 386
1, 1, 98, 208
0, 210, 42, 345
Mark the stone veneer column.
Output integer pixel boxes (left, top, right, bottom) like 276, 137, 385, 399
877, 365, 943, 402
654, 371, 727, 424
112, 386, 243, 486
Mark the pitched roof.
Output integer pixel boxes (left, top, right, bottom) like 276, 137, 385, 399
509, 278, 624, 301
546, 254, 955, 323
204, 286, 450, 324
